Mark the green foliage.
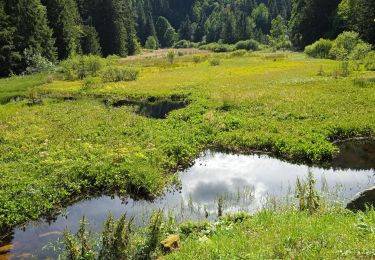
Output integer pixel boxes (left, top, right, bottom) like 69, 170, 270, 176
170, 208, 375, 259
295, 171, 320, 214
1, 0, 56, 75
61, 55, 104, 80
89, 0, 138, 57
166, 51, 176, 64
101, 67, 139, 83
289, 0, 340, 48
349, 42, 372, 61
330, 31, 363, 60
81, 25, 102, 56
251, 4, 270, 35
338, 0, 375, 45
230, 50, 247, 57
81, 76, 100, 91
24, 48, 55, 74
192, 55, 202, 63
173, 40, 198, 49
209, 58, 221, 66
98, 214, 133, 259
156, 16, 177, 48
1, 52, 375, 231
145, 36, 158, 50
42, 0, 81, 60
199, 43, 234, 53
364, 51, 375, 71
235, 40, 259, 51
304, 39, 333, 59
63, 217, 96, 259
268, 15, 292, 51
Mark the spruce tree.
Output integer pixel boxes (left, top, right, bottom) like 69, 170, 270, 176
156, 16, 176, 47
3, 0, 56, 74
42, 0, 81, 59
179, 15, 193, 41
81, 25, 102, 55
289, 0, 340, 48
0, 1, 19, 76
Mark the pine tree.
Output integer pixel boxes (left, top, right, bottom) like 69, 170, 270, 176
90, 0, 138, 57
0, 1, 19, 76
3, 0, 56, 74
338, 0, 375, 44
179, 15, 193, 41
289, 0, 340, 48
156, 16, 177, 47
42, 0, 81, 59
81, 25, 101, 55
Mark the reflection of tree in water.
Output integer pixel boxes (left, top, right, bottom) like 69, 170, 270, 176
0, 227, 14, 255
332, 140, 375, 171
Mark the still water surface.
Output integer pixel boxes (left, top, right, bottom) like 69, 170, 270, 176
2, 140, 375, 258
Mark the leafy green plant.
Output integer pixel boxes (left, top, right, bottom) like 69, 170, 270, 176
63, 217, 96, 260
101, 67, 139, 82
192, 55, 202, 63
199, 43, 235, 53
24, 48, 54, 74
230, 50, 247, 57
166, 51, 176, 64
145, 36, 158, 50
364, 51, 375, 71
235, 40, 259, 51
98, 214, 134, 259
209, 58, 221, 66
295, 170, 320, 214
304, 39, 333, 59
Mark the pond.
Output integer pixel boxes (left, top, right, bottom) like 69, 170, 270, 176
110, 99, 187, 119
1, 140, 374, 258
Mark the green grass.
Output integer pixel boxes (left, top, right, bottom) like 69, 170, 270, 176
0, 73, 47, 103
0, 51, 374, 229
167, 208, 375, 259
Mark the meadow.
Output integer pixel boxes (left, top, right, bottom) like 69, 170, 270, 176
0, 50, 374, 232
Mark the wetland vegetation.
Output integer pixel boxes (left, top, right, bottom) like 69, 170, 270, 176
1, 0, 375, 258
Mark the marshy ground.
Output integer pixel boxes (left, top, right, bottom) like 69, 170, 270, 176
0, 50, 375, 258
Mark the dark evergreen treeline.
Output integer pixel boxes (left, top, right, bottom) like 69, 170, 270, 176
0, 0, 374, 76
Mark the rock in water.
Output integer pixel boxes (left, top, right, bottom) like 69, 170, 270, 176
346, 186, 375, 211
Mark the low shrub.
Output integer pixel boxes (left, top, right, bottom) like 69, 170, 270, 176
231, 50, 248, 57
353, 77, 375, 88
235, 39, 259, 51
101, 67, 139, 82
332, 61, 351, 78
145, 36, 158, 50
209, 58, 221, 66
166, 51, 176, 64
364, 51, 375, 71
192, 55, 202, 63
174, 40, 198, 49
199, 43, 234, 53
330, 31, 363, 60
349, 42, 372, 61
24, 48, 54, 74
60, 55, 104, 80
304, 39, 333, 59
81, 76, 100, 91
